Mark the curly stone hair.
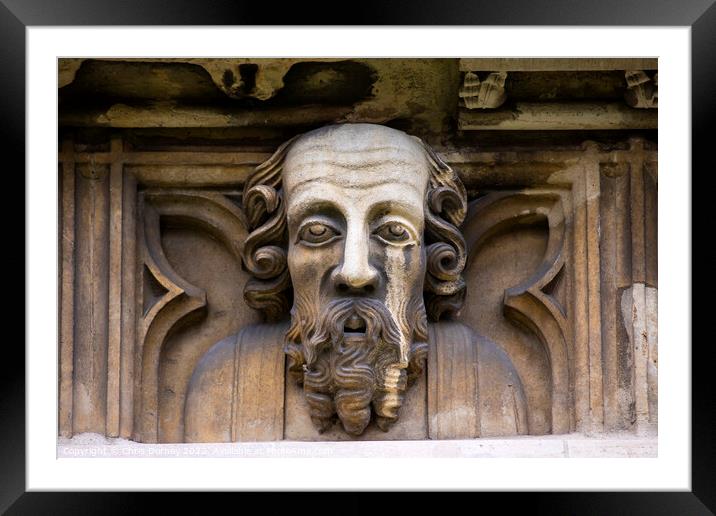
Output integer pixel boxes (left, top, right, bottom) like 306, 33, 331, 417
240, 126, 468, 322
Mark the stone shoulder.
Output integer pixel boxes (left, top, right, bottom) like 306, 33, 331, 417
430, 320, 529, 436
184, 323, 289, 443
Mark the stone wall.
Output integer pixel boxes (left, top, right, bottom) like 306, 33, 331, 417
58, 58, 657, 443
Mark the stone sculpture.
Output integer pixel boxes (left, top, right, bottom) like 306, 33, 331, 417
185, 123, 528, 440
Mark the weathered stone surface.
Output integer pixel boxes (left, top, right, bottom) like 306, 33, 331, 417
624, 71, 658, 108
459, 58, 658, 71
58, 432, 657, 458
60, 58, 460, 138
458, 102, 657, 130
58, 58, 657, 449
72, 162, 110, 435
184, 325, 285, 443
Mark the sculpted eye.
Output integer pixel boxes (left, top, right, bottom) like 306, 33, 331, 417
374, 222, 413, 244
298, 222, 341, 246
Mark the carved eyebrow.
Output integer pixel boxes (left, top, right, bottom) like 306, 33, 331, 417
287, 198, 343, 225
285, 186, 426, 229
368, 199, 424, 226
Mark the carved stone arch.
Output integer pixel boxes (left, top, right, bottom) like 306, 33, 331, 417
135, 190, 249, 443
143, 190, 249, 260
463, 191, 573, 434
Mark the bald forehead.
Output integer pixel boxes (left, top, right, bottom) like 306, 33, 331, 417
283, 125, 430, 192
287, 124, 425, 156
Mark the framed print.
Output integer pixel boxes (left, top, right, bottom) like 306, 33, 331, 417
6, 0, 713, 512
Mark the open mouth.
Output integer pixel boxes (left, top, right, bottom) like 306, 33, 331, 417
344, 314, 367, 336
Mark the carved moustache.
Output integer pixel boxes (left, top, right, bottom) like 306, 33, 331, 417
301, 297, 402, 366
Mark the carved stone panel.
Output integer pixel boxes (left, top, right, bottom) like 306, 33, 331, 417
58, 58, 657, 445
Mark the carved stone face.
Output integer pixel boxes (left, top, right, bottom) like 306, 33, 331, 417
283, 124, 431, 435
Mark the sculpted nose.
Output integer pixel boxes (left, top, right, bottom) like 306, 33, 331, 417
331, 227, 380, 295
333, 268, 379, 295
332, 264, 379, 295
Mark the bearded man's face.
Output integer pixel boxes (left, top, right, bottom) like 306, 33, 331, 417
283, 124, 430, 436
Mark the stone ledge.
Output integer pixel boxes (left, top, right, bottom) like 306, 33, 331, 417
57, 433, 657, 459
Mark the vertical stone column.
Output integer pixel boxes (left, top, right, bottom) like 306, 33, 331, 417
58, 140, 75, 438
599, 161, 634, 432
106, 136, 123, 437
72, 159, 110, 434
599, 140, 657, 435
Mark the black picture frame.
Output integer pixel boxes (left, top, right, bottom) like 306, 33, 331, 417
5, 0, 712, 512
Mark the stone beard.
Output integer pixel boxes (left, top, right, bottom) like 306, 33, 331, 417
285, 292, 428, 436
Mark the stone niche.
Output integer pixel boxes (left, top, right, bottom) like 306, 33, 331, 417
58, 58, 657, 446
